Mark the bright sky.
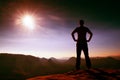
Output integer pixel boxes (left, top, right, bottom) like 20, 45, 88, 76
0, 0, 120, 58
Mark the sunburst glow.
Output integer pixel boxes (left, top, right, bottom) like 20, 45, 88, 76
15, 10, 39, 31
22, 15, 35, 30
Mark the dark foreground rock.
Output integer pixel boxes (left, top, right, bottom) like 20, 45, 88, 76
27, 69, 120, 80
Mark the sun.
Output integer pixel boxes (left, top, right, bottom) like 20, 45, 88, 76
15, 10, 39, 31
22, 15, 35, 30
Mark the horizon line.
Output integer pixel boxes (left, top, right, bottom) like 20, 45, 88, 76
0, 53, 120, 59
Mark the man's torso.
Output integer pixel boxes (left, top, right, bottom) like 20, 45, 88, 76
75, 26, 89, 42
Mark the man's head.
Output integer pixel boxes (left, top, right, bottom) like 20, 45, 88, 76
79, 20, 84, 26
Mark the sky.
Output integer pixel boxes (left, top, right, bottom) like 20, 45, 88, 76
0, 0, 120, 58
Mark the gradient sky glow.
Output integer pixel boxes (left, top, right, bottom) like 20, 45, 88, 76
0, 0, 120, 58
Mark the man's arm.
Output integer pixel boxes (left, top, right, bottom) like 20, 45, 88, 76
87, 29, 93, 42
71, 29, 77, 42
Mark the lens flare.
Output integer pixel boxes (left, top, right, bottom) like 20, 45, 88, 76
22, 15, 35, 30
15, 10, 40, 31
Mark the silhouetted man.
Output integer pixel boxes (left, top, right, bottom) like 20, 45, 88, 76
71, 20, 93, 70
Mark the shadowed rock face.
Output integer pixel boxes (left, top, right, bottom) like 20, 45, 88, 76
27, 69, 120, 80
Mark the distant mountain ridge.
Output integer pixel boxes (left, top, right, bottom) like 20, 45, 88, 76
0, 53, 120, 79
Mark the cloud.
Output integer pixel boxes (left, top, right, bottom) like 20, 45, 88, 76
48, 15, 63, 21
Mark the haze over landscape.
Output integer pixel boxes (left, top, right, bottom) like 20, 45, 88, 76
0, 0, 120, 58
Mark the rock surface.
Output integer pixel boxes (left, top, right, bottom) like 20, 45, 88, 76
27, 69, 120, 80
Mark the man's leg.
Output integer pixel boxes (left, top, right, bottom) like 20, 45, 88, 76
83, 43, 91, 69
76, 44, 81, 70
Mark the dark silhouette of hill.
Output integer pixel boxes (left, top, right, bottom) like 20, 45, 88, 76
0, 53, 41, 80
0, 53, 120, 79
91, 57, 120, 69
